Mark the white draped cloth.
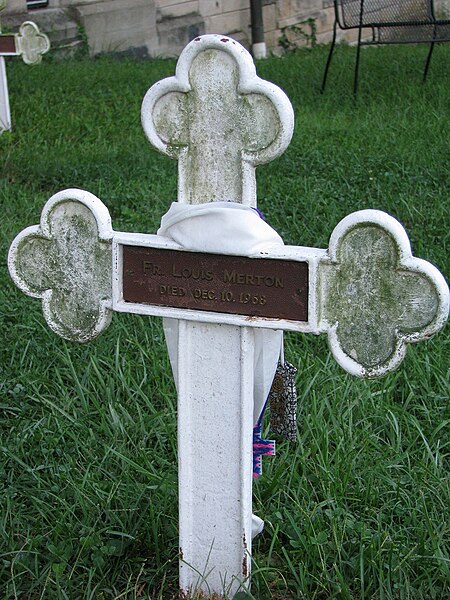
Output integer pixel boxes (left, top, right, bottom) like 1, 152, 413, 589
158, 201, 284, 426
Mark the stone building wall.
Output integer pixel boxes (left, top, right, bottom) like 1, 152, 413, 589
2, 0, 340, 57
5, 0, 447, 57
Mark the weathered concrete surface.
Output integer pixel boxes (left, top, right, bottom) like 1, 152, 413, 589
8, 190, 113, 342
2, 0, 26, 14
142, 34, 294, 597
16, 21, 50, 64
319, 211, 449, 377
74, 0, 158, 57
142, 35, 294, 206
156, 10, 204, 58
151, 49, 279, 202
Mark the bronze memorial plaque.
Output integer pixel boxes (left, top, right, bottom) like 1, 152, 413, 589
122, 246, 309, 322
0, 36, 17, 54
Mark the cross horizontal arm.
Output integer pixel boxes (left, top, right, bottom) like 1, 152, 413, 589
0, 22, 49, 64
8, 189, 449, 378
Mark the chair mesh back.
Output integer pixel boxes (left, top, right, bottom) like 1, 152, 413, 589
378, 22, 450, 42
339, 0, 434, 28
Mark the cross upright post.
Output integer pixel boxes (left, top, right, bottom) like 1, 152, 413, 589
140, 35, 295, 596
8, 35, 449, 599
0, 52, 10, 130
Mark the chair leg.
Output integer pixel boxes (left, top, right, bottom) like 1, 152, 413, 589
321, 21, 337, 94
423, 41, 435, 82
353, 26, 364, 97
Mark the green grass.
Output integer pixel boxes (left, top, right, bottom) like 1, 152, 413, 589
0, 44, 449, 599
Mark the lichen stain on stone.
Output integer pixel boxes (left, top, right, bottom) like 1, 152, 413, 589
241, 93, 279, 152
187, 49, 243, 202
322, 224, 439, 369
154, 91, 188, 155
153, 48, 282, 204
16, 236, 53, 295
14, 200, 113, 342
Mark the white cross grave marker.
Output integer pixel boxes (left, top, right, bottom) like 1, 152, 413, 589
8, 35, 449, 598
0, 1, 50, 132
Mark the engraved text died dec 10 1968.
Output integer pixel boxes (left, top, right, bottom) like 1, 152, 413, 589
122, 246, 309, 322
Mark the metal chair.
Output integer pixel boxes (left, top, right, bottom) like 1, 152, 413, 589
321, 0, 450, 95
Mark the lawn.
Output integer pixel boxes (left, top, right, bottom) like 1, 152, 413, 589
0, 43, 449, 599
